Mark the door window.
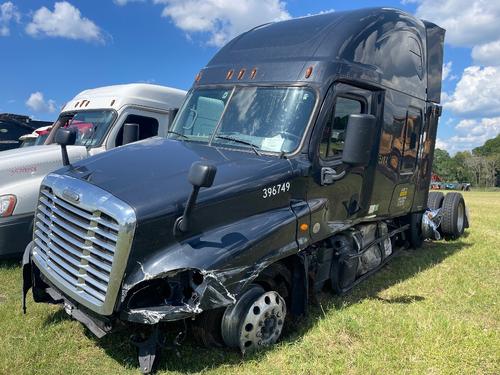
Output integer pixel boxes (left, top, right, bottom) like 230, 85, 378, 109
319, 96, 363, 159
115, 114, 159, 146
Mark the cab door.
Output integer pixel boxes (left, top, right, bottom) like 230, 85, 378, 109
307, 83, 382, 241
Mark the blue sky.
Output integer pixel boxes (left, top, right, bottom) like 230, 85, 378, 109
1, 0, 499, 154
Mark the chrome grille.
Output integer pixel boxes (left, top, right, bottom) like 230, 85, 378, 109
32, 173, 136, 316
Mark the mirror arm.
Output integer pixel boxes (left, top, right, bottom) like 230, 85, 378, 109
60, 144, 70, 166
175, 185, 201, 234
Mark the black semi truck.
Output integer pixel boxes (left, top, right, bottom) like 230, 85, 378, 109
22, 8, 468, 373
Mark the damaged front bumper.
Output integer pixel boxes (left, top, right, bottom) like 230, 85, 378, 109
120, 270, 236, 325
23, 241, 237, 334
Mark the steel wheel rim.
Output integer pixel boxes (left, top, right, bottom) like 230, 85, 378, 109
238, 291, 286, 353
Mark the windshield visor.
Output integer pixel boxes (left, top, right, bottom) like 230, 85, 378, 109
48, 110, 115, 147
169, 86, 316, 153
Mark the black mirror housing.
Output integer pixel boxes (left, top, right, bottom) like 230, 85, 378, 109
188, 161, 217, 188
55, 128, 77, 146
175, 161, 217, 235
342, 114, 377, 166
122, 123, 140, 145
55, 128, 77, 166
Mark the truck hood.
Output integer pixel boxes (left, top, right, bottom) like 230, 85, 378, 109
0, 145, 88, 189
63, 137, 298, 222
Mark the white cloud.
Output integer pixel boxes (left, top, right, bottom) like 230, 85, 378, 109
471, 40, 500, 66
153, 0, 290, 46
415, 0, 500, 48
26, 1, 104, 43
0, 1, 20, 36
442, 61, 452, 81
437, 117, 500, 154
113, 0, 144, 5
444, 66, 500, 118
413, 0, 500, 66
25, 92, 56, 113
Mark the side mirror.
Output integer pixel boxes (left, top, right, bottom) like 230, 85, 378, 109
55, 128, 76, 166
122, 123, 140, 145
188, 161, 217, 187
175, 161, 217, 234
342, 114, 377, 167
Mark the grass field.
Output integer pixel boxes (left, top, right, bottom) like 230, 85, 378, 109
0, 191, 499, 374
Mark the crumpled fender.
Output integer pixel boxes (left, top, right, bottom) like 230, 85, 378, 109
119, 206, 303, 323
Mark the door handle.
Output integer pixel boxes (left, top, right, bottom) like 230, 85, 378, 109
321, 167, 346, 185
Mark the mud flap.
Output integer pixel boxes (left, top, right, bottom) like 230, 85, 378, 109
21, 243, 33, 314
290, 253, 308, 317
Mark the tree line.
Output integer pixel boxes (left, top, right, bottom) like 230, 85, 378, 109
432, 134, 500, 187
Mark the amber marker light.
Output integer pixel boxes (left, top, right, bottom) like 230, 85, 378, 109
226, 69, 234, 80
300, 223, 309, 232
237, 69, 246, 80
250, 67, 257, 79
195, 71, 202, 82
305, 66, 313, 79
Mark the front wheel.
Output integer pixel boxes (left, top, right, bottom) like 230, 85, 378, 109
221, 285, 287, 353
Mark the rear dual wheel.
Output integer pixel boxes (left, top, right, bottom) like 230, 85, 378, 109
427, 191, 445, 210
440, 192, 466, 240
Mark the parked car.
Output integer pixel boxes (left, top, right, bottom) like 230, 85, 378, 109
23, 8, 467, 373
0, 84, 185, 258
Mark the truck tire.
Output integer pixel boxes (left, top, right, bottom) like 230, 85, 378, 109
221, 285, 286, 353
409, 213, 424, 249
441, 192, 466, 240
191, 308, 225, 347
427, 191, 444, 210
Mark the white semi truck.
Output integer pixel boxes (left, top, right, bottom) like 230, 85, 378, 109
0, 83, 185, 257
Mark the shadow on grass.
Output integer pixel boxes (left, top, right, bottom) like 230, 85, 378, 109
0, 258, 21, 270
45, 239, 470, 373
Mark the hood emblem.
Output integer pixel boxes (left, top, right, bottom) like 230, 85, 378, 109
62, 189, 80, 203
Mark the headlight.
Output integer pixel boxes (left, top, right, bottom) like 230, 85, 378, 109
0, 195, 16, 217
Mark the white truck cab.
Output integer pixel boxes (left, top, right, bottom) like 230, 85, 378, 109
0, 83, 186, 257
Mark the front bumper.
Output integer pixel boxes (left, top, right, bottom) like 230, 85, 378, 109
0, 212, 33, 258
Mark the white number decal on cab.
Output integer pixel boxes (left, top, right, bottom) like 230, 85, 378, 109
262, 182, 291, 199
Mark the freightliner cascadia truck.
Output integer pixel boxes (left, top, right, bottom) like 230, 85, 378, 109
22, 8, 468, 373
0, 84, 185, 258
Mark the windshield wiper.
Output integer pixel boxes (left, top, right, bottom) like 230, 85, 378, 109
215, 135, 262, 156
167, 130, 189, 139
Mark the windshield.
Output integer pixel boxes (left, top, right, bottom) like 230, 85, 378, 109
48, 110, 115, 147
168, 86, 316, 153
35, 133, 49, 145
